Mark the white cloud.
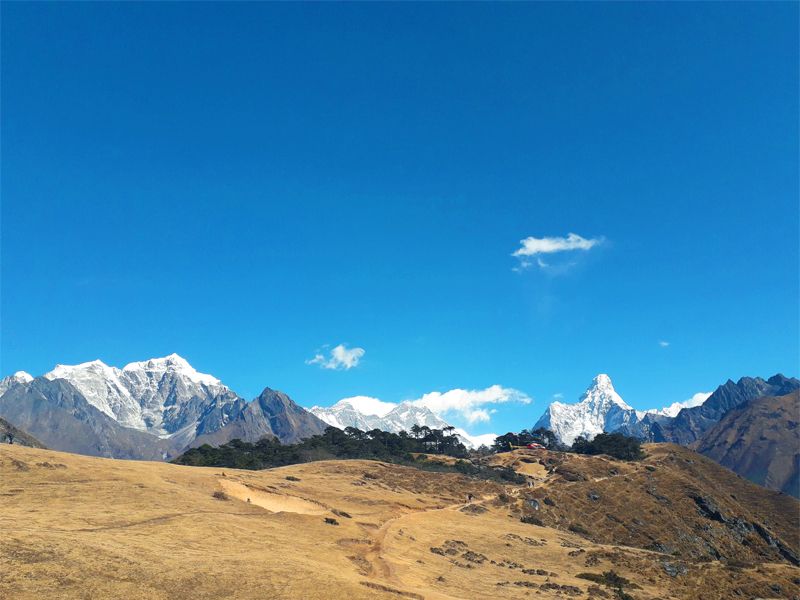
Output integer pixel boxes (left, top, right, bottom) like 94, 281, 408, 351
455, 429, 497, 449
512, 233, 602, 271
327, 384, 530, 445
646, 391, 712, 418
411, 384, 531, 423
513, 233, 601, 257
659, 340, 670, 348
337, 395, 396, 417
306, 344, 365, 370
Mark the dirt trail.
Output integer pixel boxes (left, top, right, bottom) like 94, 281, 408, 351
358, 495, 498, 600
219, 480, 327, 515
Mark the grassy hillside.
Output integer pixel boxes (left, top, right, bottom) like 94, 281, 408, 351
2, 444, 798, 600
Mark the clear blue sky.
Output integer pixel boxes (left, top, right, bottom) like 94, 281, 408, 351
2, 2, 797, 437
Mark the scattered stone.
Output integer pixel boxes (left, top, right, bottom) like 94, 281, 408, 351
461, 550, 487, 564
662, 561, 687, 577
691, 494, 727, 523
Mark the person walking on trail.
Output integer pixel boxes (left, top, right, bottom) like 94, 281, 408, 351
466, 493, 474, 504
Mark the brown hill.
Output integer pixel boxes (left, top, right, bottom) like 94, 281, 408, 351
696, 391, 800, 498
1, 443, 798, 600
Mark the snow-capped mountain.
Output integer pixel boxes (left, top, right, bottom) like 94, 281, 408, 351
310, 397, 497, 449
533, 374, 640, 445
643, 392, 712, 418
0, 354, 328, 460
43, 353, 238, 437
311, 398, 450, 434
0, 371, 33, 396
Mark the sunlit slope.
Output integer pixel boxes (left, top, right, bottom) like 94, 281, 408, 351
1, 444, 798, 600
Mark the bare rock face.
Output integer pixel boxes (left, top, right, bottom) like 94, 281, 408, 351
0, 416, 45, 448
696, 390, 800, 498
192, 387, 329, 447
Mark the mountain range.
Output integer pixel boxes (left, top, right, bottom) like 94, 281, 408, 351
309, 397, 494, 448
0, 355, 327, 460
532, 372, 800, 496
2, 355, 797, 497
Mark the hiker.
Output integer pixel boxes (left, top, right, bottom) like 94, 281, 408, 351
466, 493, 474, 504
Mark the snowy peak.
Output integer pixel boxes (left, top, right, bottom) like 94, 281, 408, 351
40, 354, 235, 435
0, 371, 35, 396
12, 371, 33, 383
123, 353, 221, 387
580, 374, 632, 410
311, 398, 478, 445
534, 374, 639, 445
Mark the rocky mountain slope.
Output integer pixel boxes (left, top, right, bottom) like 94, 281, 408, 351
696, 390, 800, 498
0, 417, 45, 448
652, 374, 799, 445
192, 387, 328, 447
2, 442, 797, 600
0, 378, 179, 460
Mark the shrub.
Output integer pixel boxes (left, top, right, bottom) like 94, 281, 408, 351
212, 490, 229, 501
520, 515, 544, 526
568, 523, 590, 536
576, 570, 640, 599
571, 433, 645, 461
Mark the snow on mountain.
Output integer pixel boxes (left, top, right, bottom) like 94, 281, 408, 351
43, 354, 236, 436
310, 398, 488, 447
0, 371, 34, 396
644, 392, 712, 418
533, 374, 640, 445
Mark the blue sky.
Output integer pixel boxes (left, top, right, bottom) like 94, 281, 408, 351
2, 3, 798, 438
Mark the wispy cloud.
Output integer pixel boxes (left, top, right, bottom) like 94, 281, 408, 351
306, 344, 365, 370
659, 341, 670, 348
512, 233, 602, 271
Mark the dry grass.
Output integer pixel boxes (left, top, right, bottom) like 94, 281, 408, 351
1, 444, 798, 600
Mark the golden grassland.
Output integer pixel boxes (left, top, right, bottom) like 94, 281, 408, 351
1, 444, 797, 599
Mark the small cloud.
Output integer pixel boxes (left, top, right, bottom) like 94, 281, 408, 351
306, 344, 365, 370
552, 392, 564, 400
512, 233, 602, 271
659, 341, 670, 348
